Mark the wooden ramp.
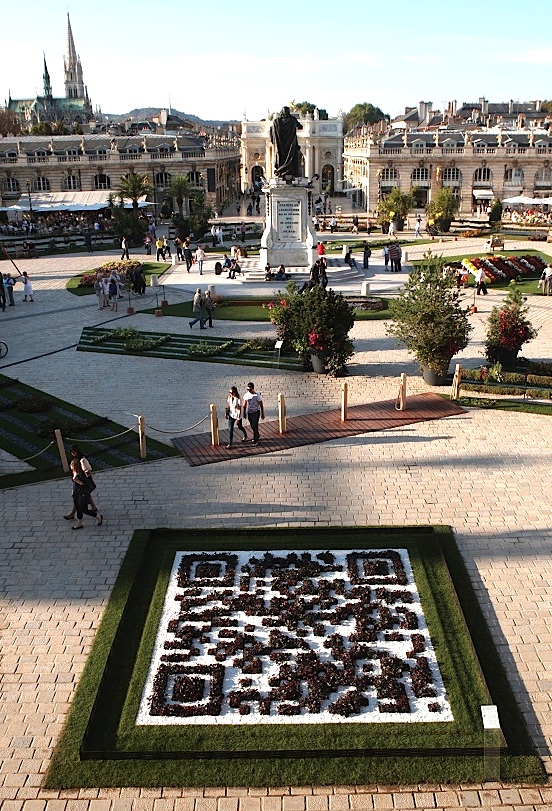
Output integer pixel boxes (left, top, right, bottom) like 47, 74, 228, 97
172, 393, 466, 467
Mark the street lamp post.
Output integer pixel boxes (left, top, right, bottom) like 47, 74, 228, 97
26, 182, 33, 223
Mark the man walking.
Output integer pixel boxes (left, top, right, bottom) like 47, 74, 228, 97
189, 288, 207, 329
195, 244, 206, 275
183, 239, 193, 272
120, 235, 129, 260
243, 381, 264, 446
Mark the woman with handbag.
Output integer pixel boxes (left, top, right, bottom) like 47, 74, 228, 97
64, 445, 101, 523
69, 459, 103, 529
225, 386, 248, 449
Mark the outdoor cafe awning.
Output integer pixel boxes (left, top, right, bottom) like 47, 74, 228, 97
503, 195, 552, 205
0, 191, 154, 213
472, 189, 494, 199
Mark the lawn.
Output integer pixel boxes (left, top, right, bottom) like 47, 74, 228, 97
0, 374, 178, 489
143, 297, 391, 322
44, 525, 544, 788
67, 262, 171, 296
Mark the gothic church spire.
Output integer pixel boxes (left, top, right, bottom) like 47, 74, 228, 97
64, 12, 85, 99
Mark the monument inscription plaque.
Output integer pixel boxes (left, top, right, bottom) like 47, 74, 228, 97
277, 200, 302, 241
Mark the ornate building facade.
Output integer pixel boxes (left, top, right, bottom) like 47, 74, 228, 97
0, 131, 240, 213
7, 14, 93, 129
240, 111, 344, 196
343, 108, 552, 215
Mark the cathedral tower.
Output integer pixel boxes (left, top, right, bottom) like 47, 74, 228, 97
64, 13, 86, 100
43, 55, 52, 99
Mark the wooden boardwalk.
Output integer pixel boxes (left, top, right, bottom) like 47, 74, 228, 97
172, 392, 466, 467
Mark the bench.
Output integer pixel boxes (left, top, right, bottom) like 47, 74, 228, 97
15, 244, 38, 259
485, 235, 504, 252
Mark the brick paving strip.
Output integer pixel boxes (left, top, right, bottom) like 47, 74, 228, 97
172, 393, 465, 466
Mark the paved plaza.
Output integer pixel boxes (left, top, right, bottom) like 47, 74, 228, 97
1, 237, 552, 810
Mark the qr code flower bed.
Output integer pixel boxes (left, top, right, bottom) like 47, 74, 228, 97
47, 527, 544, 789
138, 549, 452, 725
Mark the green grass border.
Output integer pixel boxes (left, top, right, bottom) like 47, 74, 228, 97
44, 526, 544, 788
77, 327, 303, 371
0, 374, 178, 489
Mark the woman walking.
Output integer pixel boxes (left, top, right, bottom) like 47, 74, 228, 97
225, 386, 248, 448
69, 459, 103, 529
64, 445, 99, 520
21, 271, 34, 301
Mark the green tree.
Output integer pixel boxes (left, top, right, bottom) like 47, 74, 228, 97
188, 190, 213, 240
0, 109, 22, 137
30, 121, 53, 135
52, 119, 68, 135
290, 101, 328, 120
489, 198, 503, 223
116, 171, 153, 218
387, 252, 472, 376
267, 283, 355, 376
485, 284, 537, 364
344, 102, 388, 132
107, 192, 147, 246
167, 174, 194, 215
426, 188, 460, 232
376, 187, 415, 229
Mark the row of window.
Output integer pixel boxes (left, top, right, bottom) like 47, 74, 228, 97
378, 167, 552, 184
0, 147, 176, 160
2, 171, 202, 194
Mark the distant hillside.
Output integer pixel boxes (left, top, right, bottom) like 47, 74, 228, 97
102, 107, 237, 127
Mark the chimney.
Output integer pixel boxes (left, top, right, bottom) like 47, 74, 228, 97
418, 101, 432, 123
536, 100, 542, 112
509, 99, 514, 115
479, 97, 488, 117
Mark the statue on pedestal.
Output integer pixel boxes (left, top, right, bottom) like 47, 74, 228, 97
270, 106, 303, 178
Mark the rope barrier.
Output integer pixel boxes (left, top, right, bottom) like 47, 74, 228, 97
0, 440, 55, 462
65, 426, 136, 442
143, 414, 210, 434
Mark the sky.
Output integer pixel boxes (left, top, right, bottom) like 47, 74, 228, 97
2, 0, 552, 123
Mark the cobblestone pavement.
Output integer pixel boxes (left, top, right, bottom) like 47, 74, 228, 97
1, 240, 552, 810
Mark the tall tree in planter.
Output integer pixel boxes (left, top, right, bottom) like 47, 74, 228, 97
267, 283, 355, 376
426, 187, 459, 233
485, 284, 537, 367
376, 187, 415, 231
386, 252, 472, 378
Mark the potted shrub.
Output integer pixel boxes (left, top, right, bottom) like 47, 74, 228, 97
425, 187, 459, 233
267, 283, 355, 376
387, 252, 472, 384
376, 187, 414, 233
485, 284, 537, 368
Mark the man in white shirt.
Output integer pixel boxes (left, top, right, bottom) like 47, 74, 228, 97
195, 245, 205, 275
243, 382, 264, 446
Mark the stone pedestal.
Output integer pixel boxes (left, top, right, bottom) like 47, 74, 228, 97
260, 179, 317, 269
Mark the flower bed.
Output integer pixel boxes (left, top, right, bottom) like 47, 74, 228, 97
461, 254, 545, 284
138, 548, 452, 725
78, 260, 142, 288
45, 526, 544, 788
